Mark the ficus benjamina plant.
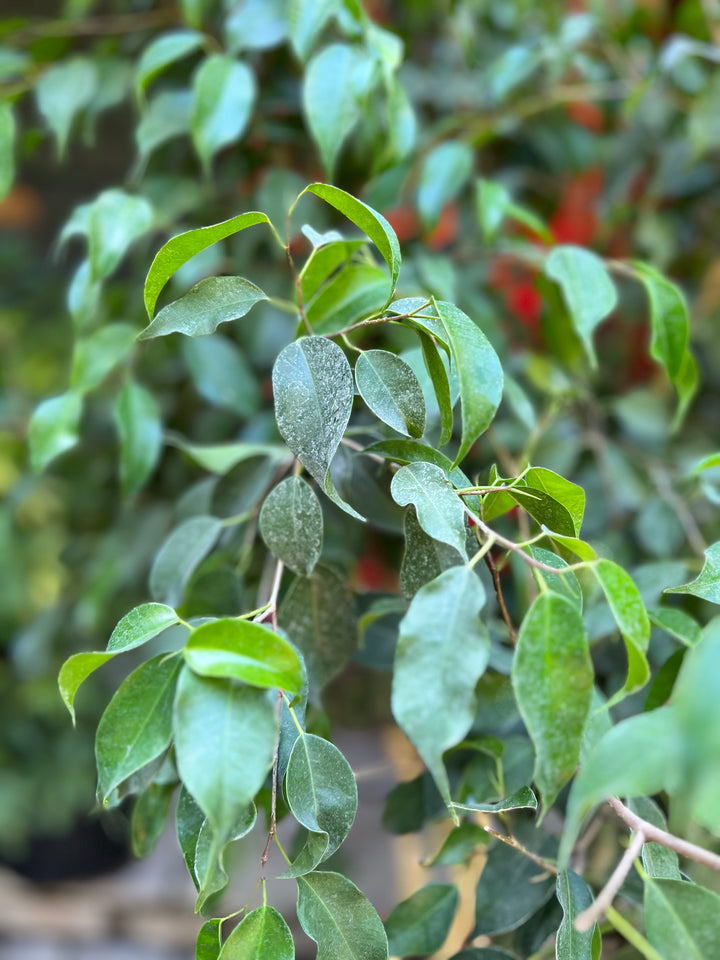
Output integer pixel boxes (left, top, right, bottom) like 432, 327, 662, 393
6, 1, 720, 958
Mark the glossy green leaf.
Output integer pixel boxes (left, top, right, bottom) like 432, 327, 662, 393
259, 476, 323, 576
184, 618, 303, 694
385, 883, 458, 957
173, 668, 277, 837
70, 324, 137, 393
543, 528, 597, 561
305, 262, 391, 336
628, 797, 681, 880
144, 211, 273, 318
0, 100, 15, 200
29, 392, 83, 472
648, 607, 701, 647
58, 652, 115, 723
418, 141, 474, 227
219, 906, 294, 960
35, 57, 96, 157
136, 89, 193, 163
505, 486, 576, 538
545, 246, 618, 368
435, 301, 503, 466
399, 506, 465, 599
392, 566, 489, 812
114, 381, 163, 496
131, 781, 175, 857
139, 276, 267, 340
452, 786, 538, 815
524, 467, 585, 535
296, 871, 389, 960
355, 350, 425, 438
303, 44, 376, 176
135, 30, 204, 99
272, 337, 360, 519
364, 440, 470, 488
512, 592, 593, 810
304, 183, 401, 292
645, 878, 720, 960
593, 559, 651, 701
149, 516, 223, 607
665, 541, 720, 603
182, 333, 260, 417
87, 189, 154, 280
417, 331, 454, 446
191, 55, 255, 172
96, 654, 181, 803
278, 565, 357, 693
556, 870, 596, 960
196, 918, 222, 960
108, 603, 179, 652
391, 462, 468, 559
289, 0, 338, 60
300, 238, 364, 301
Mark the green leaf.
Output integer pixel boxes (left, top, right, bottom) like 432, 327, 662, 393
0, 100, 15, 200
530, 548, 582, 611
195, 918, 222, 960
423, 822, 489, 867
149, 516, 223, 607
35, 57, 96, 157
136, 89, 193, 164
364, 440, 469, 489
173, 668, 277, 837
451, 786, 538, 814
272, 337, 361, 519
391, 462, 468, 559
543, 529, 597, 561
355, 350, 425, 438
259, 476, 323, 576
289, 0, 338, 60
193, 805, 257, 908
304, 183, 401, 292
28, 392, 83, 472
182, 334, 260, 417
303, 44, 376, 176
87, 189, 154, 280
184, 618, 303, 694
592, 559, 650, 702
448, 951, 517, 960
131, 781, 175, 857
435, 301, 503, 466
114, 381, 163, 496
628, 797, 681, 880
219, 906, 294, 960
139, 276, 267, 340
476, 177, 551, 244
70, 324, 137, 393
177, 785, 206, 882
135, 30, 204, 100
224, 0, 288, 52
392, 566, 489, 813
384, 883, 458, 957
191, 55, 255, 172
644, 878, 720, 960
545, 246, 618, 368
296, 871, 389, 960
301, 238, 364, 301
648, 607, 701, 647
399, 507, 465, 599
96, 654, 181, 803
524, 468, 585, 535
278, 565, 357, 694
144, 211, 273, 318
173, 438, 289, 475
305, 262, 391, 336
665, 541, 720, 603
417, 331, 454, 446
108, 603, 180, 652
556, 870, 596, 960
58, 652, 115, 723
512, 592, 593, 810
417, 141, 474, 228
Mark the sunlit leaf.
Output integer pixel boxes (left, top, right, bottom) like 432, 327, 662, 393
195, 918, 222, 960
108, 603, 180, 652
58, 652, 115, 723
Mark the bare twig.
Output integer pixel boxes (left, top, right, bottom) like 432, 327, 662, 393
484, 550, 517, 643
575, 828, 645, 932
607, 797, 720, 872
261, 690, 284, 868
483, 826, 558, 876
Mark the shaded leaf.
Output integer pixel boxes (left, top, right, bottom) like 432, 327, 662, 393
70, 323, 137, 393
418, 330, 454, 446
131, 781, 175, 857
476, 177, 550, 243
192, 55, 255, 172
173, 438, 289, 475
365, 439, 470, 488
196, 918, 222, 960
628, 797, 681, 880
35, 57, 96, 157
391, 462, 468, 558
219, 906, 294, 960
297, 871, 389, 960
0, 100, 15, 200
355, 350, 425, 438
87, 189, 154, 280
139, 276, 267, 339
289, 0, 338, 60
114, 381, 163, 496
136, 89, 193, 163
385, 883, 458, 957
644, 878, 720, 960
149, 516, 223, 607
29, 392, 83, 472
452, 786, 538, 815
556, 869, 596, 960
530, 548, 582, 611
665, 541, 720, 603
182, 333, 260, 417
259, 476, 323, 576
418, 141, 474, 227
135, 30, 204, 99
593, 559, 650, 702
399, 507, 465, 599
424, 822, 489, 867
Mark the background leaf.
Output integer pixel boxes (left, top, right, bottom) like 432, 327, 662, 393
149, 516, 222, 607
417, 141, 474, 227
114, 381, 163, 496
191, 55, 255, 172
87, 189, 154, 280
644, 878, 720, 960
289, 0, 339, 61
136, 30, 204, 100
35, 57, 96, 157
384, 883, 459, 957
259, 476, 323, 576
29, 392, 83, 473
593, 559, 651, 701
0, 101, 15, 200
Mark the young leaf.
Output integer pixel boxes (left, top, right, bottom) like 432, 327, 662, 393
355, 350, 426, 438
417, 141, 474, 227
545, 246, 618, 368
29, 392, 83, 472
384, 883, 459, 957
512, 592, 593, 811
435, 301, 503, 466
58, 652, 115, 723
114, 381, 163, 496
219, 906, 294, 960
665, 541, 720, 603
191, 55, 255, 172
87, 189, 154, 280
183, 618, 304, 694
196, 918, 223, 960
289, 0, 338, 61
131, 781, 175, 857
149, 516, 223, 607
391, 462, 468, 558
592, 559, 650, 701
96, 654, 182, 803
108, 603, 180, 652
392, 566, 490, 812
173, 668, 277, 837
0, 101, 15, 200
35, 57, 97, 157
556, 870, 596, 960
259, 476, 323, 576
644, 878, 720, 959
296, 871, 389, 960
272, 337, 361, 519
139, 276, 267, 339
135, 30, 204, 100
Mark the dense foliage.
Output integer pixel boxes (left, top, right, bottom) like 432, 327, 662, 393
4, 0, 720, 957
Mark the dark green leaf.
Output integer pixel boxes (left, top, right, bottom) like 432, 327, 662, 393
392, 566, 489, 812
135, 30, 204, 99
259, 476, 323, 576
452, 786, 538, 814
665, 541, 720, 603
365, 440, 470, 488
475, 829, 555, 935
644, 878, 720, 960
297, 871, 389, 960
448, 950, 518, 960
96, 654, 181, 803
35, 57, 96, 157
29, 392, 83, 472
177, 785, 206, 883
87, 189, 154, 280
272, 337, 360, 519
424, 822, 489, 866
150, 516, 222, 607
184, 618, 303, 694
512, 592, 593, 810
391, 462, 468, 558
219, 906, 294, 959
355, 350, 425, 438
192, 55, 255, 172
0, 100, 16, 200
182, 333, 260, 417
399, 507, 465, 599
418, 331, 454, 446
114, 381, 163, 496
213, 456, 278, 519
556, 869, 596, 960
592, 559, 650, 702
139, 276, 267, 339
289, 0, 339, 61
131, 781, 175, 857
193, 804, 257, 908
196, 918, 223, 960
385, 883, 458, 957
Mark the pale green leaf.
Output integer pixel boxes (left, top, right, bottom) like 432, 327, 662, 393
545, 246, 618, 368
305, 262, 391, 336
289, 0, 338, 60
114, 381, 163, 496
665, 541, 720, 603
392, 566, 489, 812
512, 592, 593, 810
87, 188, 154, 280
191, 55, 255, 172
355, 350, 425, 438
417, 141, 474, 228
67, 259, 101, 331
136, 89, 193, 163
70, 324, 137, 393
149, 515, 223, 607
131, 781, 175, 858
58, 652, 114, 723
530, 548, 582, 611
593, 559, 650, 702
29, 392, 83, 472
219, 906, 294, 960
182, 333, 259, 417
452, 786, 538, 814
172, 438, 289, 475
108, 603, 179, 652
645, 878, 720, 960
524, 467, 585, 535
259, 476, 323, 576
35, 57, 97, 157
543, 528, 597, 561
135, 30, 204, 99
224, 0, 288, 52
391, 462, 468, 559
556, 870, 596, 960
384, 883, 458, 957
648, 607, 701, 647
139, 276, 267, 339
297, 871, 389, 960
0, 100, 15, 200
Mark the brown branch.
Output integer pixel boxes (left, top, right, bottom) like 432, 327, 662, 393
607, 797, 720, 872
261, 689, 284, 868
484, 826, 558, 875
484, 550, 517, 644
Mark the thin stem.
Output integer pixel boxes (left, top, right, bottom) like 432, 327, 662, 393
484, 550, 517, 644
483, 826, 558, 876
575, 829, 645, 932
253, 559, 284, 630
607, 797, 720, 872
261, 690, 284, 868
604, 906, 664, 960
340, 436, 387, 465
